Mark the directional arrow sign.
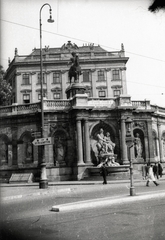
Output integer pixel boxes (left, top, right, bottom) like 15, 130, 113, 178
32, 137, 54, 146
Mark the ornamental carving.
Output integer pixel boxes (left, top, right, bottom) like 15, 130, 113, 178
133, 121, 147, 134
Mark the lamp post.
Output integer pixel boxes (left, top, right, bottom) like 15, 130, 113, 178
125, 117, 136, 196
39, 3, 54, 189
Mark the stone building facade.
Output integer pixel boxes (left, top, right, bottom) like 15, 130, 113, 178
0, 42, 165, 182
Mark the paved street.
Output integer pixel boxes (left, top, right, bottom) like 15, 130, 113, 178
1, 178, 165, 240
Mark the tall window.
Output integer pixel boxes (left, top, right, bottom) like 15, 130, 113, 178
22, 74, 30, 85
53, 72, 61, 84
23, 94, 30, 104
98, 70, 105, 81
114, 90, 121, 97
99, 90, 106, 97
83, 72, 90, 82
112, 70, 120, 80
38, 73, 46, 84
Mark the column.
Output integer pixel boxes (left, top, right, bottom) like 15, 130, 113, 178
121, 67, 127, 95
147, 120, 154, 162
91, 70, 96, 97
84, 119, 92, 164
156, 137, 160, 160
144, 136, 149, 162
121, 119, 129, 164
76, 119, 84, 165
158, 123, 164, 162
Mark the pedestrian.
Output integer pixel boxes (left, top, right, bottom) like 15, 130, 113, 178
153, 163, 159, 179
158, 161, 163, 178
142, 162, 148, 180
100, 162, 108, 184
146, 164, 159, 187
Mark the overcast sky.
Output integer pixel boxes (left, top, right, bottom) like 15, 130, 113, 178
1, 0, 165, 107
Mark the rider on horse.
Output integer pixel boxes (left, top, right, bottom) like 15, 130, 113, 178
68, 52, 82, 83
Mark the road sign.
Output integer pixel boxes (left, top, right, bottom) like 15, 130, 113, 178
32, 137, 54, 146
31, 132, 41, 138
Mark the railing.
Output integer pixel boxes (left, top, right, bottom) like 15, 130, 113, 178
0, 105, 12, 114
44, 99, 71, 110
132, 100, 151, 109
0, 103, 40, 117
10, 50, 124, 64
151, 105, 165, 114
1, 99, 165, 117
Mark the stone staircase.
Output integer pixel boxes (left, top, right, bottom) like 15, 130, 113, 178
81, 165, 142, 181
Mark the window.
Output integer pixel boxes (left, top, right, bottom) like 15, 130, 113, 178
112, 70, 120, 80
98, 70, 105, 81
114, 90, 120, 97
22, 74, 30, 85
53, 72, 61, 84
38, 92, 46, 100
99, 90, 106, 97
53, 93, 60, 99
23, 94, 30, 104
38, 73, 46, 84
83, 72, 90, 82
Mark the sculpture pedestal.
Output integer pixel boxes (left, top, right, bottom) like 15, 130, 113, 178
65, 83, 86, 99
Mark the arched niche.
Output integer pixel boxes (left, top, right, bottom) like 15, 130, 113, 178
0, 134, 10, 165
19, 131, 33, 163
53, 129, 68, 166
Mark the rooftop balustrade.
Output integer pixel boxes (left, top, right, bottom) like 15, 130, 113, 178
0, 98, 165, 118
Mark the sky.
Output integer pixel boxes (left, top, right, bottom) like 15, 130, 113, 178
1, 0, 165, 107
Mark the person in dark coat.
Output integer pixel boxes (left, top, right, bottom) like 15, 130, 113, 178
153, 163, 159, 179
100, 162, 108, 184
158, 162, 163, 178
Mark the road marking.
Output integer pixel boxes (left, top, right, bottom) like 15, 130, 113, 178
51, 191, 165, 212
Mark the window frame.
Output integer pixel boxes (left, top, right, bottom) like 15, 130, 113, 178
22, 74, 30, 85
98, 70, 105, 81
113, 89, 121, 97
38, 73, 46, 84
98, 90, 106, 98
83, 71, 90, 82
23, 93, 30, 104
112, 69, 120, 80
53, 72, 61, 84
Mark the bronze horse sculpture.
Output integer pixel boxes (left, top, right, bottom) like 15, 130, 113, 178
68, 52, 82, 83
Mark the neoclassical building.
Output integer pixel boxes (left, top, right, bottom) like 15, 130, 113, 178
0, 41, 165, 182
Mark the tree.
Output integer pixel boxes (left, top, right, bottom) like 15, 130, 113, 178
0, 66, 12, 106
148, 0, 165, 12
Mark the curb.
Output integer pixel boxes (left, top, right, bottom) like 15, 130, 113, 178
2, 187, 72, 201
51, 190, 165, 212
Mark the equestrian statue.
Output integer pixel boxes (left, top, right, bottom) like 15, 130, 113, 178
68, 52, 82, 83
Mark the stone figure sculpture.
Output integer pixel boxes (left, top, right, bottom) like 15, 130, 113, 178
96, 128, 115, 155
134, 133, 143, 158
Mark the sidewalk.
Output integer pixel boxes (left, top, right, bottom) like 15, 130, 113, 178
1, 178, 165, 202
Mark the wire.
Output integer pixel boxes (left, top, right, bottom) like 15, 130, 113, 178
1, 18, 165, 63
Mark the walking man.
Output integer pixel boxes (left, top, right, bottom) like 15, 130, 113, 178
146, 164, 159, 187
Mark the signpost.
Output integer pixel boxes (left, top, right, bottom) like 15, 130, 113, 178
32, 137, 54, 146
31, 131, 42, 138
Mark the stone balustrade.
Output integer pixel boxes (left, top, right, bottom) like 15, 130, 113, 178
44, 100, 71, 110
132, 100, 151, 109
1, 98, 165, 117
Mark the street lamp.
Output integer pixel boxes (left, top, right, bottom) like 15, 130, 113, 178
39, 3, 54, 189
125, 117, 136, 196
